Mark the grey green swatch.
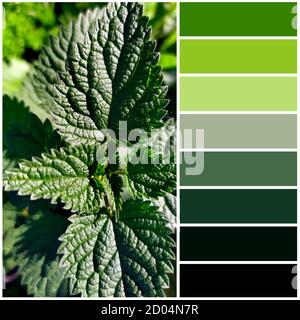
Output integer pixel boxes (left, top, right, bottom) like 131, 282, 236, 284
180, 114, 297, 148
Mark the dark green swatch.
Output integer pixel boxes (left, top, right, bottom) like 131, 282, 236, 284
180, 152, 297, 186
180, 40, 297, 73
180, 2, 297, 36
180, 189, 297, 223
180, 227, 297, 261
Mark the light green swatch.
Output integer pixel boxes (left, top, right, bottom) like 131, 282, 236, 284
180, 77, 297, 111
180, 40, 297, 73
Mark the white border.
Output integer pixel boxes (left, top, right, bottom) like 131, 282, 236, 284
0, 0, 299, 302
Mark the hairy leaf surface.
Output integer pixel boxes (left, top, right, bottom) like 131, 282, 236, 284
126, 160, 176, 198
31, 8, 104, 116
152, 193, 176, 231
36, 3, 168, 144
4, 145, 105, 214
58, 200, 175, 297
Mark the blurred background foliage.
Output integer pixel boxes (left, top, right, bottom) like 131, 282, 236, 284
2, 2, 176, 297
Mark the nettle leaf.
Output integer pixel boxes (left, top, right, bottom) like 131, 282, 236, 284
31, 7, 104, 115
152, 193, 176, 231
3, 95, 61, 168
14, 212, 69, 297
125, 118, 176, 198
128, 118, 176, 163
146, 118, 176, 159
58, 200, 175, 297
3, 145, 105, 214
3, 202, 20, 273
37, 2, 168, 144
126, 160, 176, 198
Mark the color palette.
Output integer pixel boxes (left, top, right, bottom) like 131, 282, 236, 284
179, 2, 297, 298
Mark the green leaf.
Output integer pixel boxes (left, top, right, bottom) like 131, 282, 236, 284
126, 160, 176, 199
3, 144, 105, 214
3, 192, 57, 273
58, 199, 174, 297
3, 148, 16, 172
35, 2, 168, 144
131, 118, 176, 162
3, 95, 61, 168
14, 212, 69, 297
152, 193, 176, 231
3, 202, 20, 273
124, 118, 176, 198
109, 173, 124, 212
30, 7, 104, 115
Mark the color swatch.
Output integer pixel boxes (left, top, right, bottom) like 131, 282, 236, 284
180, 77, 297, 111
181, 189, 297, 223
180, 265, 297, 297
181, 152, 297, 186
180, 227, 297, 261
180, 3, 297, 36
181, 115, 297, 148
180, 40, 297, 74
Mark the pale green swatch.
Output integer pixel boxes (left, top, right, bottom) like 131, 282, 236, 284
180, 77, 297, 111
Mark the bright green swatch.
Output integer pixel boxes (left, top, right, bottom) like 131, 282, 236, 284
180, 40, 297, 73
